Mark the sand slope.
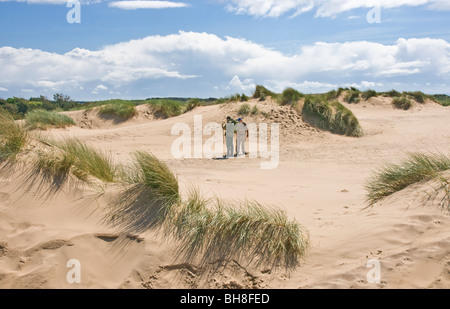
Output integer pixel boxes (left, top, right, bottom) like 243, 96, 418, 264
0, 98, 449, 289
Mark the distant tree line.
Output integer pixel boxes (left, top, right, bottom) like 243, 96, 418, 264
0, 93, 78, 119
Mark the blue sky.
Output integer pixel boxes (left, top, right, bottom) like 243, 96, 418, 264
0, 0, 449, 100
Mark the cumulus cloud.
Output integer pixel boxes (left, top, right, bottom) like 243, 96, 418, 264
223, 0, 449, 18
228, 75, 255, 92
0, 32, 448, 98
108, 1, 189, 10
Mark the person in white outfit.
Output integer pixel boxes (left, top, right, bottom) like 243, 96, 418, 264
223, 116, 237, 158
235, 118, 248, 157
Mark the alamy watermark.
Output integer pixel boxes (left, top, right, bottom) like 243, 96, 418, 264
171, 115, 280, 170
367, 6, 381, 24
366, 259, 381, 284
66, 259, 81, 284
67, 0, 81, 24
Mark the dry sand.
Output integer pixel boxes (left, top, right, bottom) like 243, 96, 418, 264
0, 97, 449, 289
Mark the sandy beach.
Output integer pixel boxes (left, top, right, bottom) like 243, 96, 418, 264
1, 96, 449, 289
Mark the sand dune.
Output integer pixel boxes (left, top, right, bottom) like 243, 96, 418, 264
0, 97, 449, 289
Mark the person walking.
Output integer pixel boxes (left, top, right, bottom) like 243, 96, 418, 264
223, 116, 237, 158
235, 118, 249, 157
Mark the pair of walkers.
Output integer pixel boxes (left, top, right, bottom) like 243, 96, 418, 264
223, 116, 249, 158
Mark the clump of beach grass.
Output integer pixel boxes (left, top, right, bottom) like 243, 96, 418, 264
344, 89, 361, 103
168, 190, 309, 268
362, 89, 377, 100
238, 103, 251, 116
99, 102, 137, 119
404, 91, 426, 104
302, 96, 334, 131
25, 110, 75, 130
365, 152, 450, 205
35, 138, 117, 183
251, 105, 259, 116
0, 110, 29, 161
110, 152, 309, 269
384, 89, 402, 98
147, 100, 184, 118
331, 102, 364, 137
393, 96, 413, 110
185, 99, 201, 112
302, 96, 363, 137
253, 85, 278, 101
280, 88, 304, 107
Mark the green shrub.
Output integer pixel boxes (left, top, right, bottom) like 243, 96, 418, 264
393, 96, 413, 110
281, 88, 304, 106
25, 110, 75, 130
432, 94, 450, 106
99, 102, 137, 119
366, 153, 450, 205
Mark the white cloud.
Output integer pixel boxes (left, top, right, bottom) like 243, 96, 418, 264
0, 32, 448, 98
0, 86, 8, 92
228, 75, 255, 92
20, 88, 34, 93
427, 0, 450, 10
222, 0, 450, 18
108, 1, 189, 10
0, 0, 188, 6
0, 0, 92, 4
265, 80, 337, 93
92, 84, 108, 94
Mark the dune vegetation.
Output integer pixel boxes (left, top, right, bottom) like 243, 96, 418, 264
253, 85, 278, 101
99, 102, 137, 119
302, 96, 363, 137
0, 110, 29, 162
280, 88, 304, 107
362, 89, 377, 100
3, 125, 309, 269
344, 89, 361, 104
393, 96, 413, 110
147, 99, 186, 118
25, 110, 75, 130
238, 103, 251, 116
35, 138, 118, 183
366, 152, 450, 205
109, 152, 309, 268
